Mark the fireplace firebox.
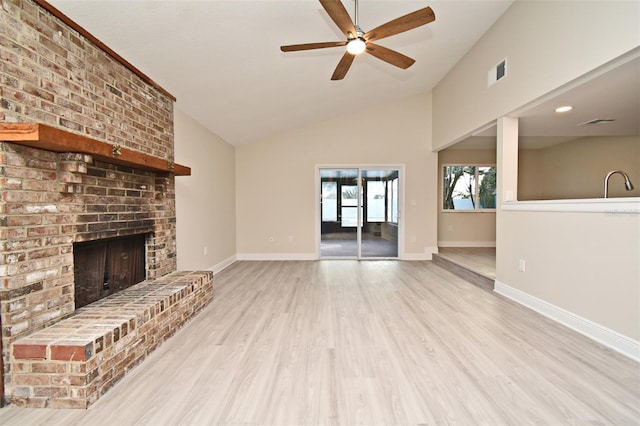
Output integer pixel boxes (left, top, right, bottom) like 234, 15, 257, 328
73, 234, 147, 309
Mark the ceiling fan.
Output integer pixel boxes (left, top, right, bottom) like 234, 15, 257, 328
280, 0, 436, 80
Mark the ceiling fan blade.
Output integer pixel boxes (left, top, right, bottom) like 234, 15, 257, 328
364, 7, 435, 42
320, 0, 357, 38
365, 43, 415, 69
281, 41, 347, 52
331, 51, 355, 80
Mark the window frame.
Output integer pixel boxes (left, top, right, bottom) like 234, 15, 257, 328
387, 177, 399, 224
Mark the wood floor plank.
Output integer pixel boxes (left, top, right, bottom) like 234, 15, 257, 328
0, 260, 638, 425
437, 247, 497, 279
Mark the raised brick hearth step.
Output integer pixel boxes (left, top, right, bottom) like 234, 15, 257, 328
9, 271, 213, 408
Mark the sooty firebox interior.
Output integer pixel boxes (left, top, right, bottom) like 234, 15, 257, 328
73, 234, 146, 309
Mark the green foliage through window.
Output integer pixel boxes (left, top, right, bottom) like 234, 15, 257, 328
443, 165, 496, 210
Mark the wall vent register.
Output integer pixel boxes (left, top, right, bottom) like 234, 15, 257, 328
488, 58, 507, 86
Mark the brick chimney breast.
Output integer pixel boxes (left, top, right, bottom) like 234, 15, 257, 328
1, 0, 186, 408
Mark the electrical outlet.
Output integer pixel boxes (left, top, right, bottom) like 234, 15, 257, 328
203, 246, 208, 255
518, 259, 526, 272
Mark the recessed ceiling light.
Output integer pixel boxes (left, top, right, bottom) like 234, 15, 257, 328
555, 106, 573, 113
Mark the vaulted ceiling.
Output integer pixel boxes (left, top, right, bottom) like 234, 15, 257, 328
48, 0, 514, 145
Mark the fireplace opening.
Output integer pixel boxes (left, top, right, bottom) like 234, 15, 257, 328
73, 234, 147, 309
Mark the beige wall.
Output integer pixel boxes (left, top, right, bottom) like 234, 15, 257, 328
519, 136, 640, 200
438, 149, 496, 246
498, 210, 640, 340
174, 108, 237, 271
432, 0, 639, 150
434, 0, 640, 346
236, 93, 437, 259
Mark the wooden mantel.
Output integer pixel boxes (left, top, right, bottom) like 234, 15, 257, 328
0, 123, 190, 176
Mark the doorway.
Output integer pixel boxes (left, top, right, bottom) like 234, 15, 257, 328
319, 167, 400, 258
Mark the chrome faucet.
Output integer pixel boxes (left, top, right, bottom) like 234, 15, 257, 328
604, 170, 635, 198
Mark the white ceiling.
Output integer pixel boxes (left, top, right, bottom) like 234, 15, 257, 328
48, 0, 514, 145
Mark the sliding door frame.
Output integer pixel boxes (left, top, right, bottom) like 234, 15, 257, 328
315, 164, 405, 259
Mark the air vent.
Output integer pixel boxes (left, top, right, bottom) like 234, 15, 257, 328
488, 58, 507, 86
578, 118, 616, 126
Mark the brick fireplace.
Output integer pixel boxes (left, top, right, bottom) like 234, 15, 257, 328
1, 142, 179, 322
0, 0, 210, 407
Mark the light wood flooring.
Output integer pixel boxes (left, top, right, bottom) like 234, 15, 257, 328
1, 260, 638, 425
436, 247, 496, 279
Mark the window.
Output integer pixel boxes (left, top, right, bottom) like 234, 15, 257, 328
320, 169, 399, 227
443, 165, 496, 210
321, 181, 337, 221
366, 181, 385, 222
341, 185, 359, 227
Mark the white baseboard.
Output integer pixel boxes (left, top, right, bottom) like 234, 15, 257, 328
235, 252, 437, 261
207, 255, 237, 276
236, 253, 317, 261
438, 241, 496, 248
494, 280, 640, 362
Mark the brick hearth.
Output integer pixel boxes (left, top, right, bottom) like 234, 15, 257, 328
10, 271, 212, 408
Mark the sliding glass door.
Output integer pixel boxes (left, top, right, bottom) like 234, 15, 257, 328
320, 169, 359, 257
319, 168, 399, 259
361, 169, 399, 258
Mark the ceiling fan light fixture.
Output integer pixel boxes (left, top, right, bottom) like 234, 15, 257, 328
347, 38, 366, 55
